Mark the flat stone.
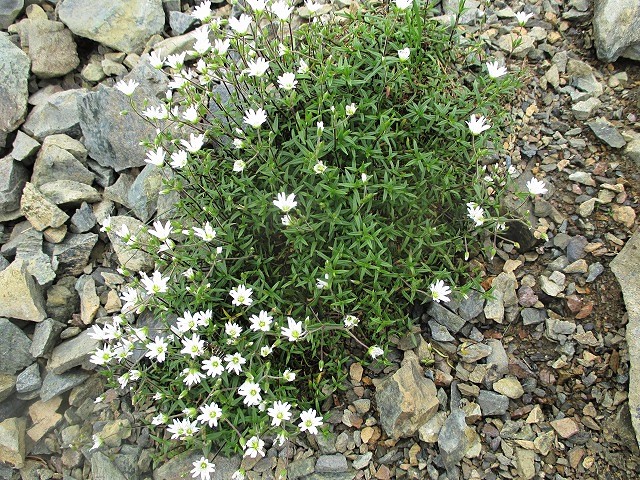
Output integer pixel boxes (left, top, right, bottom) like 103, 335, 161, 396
287, 457, 316, 480
9, 131, 40, 163
568, 171, 596, 186
0, 317, 34, 374
22, 89, 87, 141
572, 96, 602, 121
428, 320, 454, 342
612, 205, 636, 228
486, 339, 509, 375
15, 362, 41, 393
0, 260, 46, 322
427, 302, 466, 334
458, 342, 492, 363
438, 409, 467, 478
477, 390, 510, 416
30, 318, 66, 358
169, 10, 198, 34
152, 450, 241, 480
0, 417, 26, 468
493, 377, 524, 399
27, 396, 62, 444
39, 368, 90, 402
48, 329, 99, 374
515, 448, 536, 480
521, 307, 547, 326
31, 139, 94, 187
40, 180, 101, 206
587, 118, 626, 148
568, 59, 603, 97
0, 373, 16, 402
496, 33, 536, 58
593, 0, 640, 62
0, 32, 30, 143
21, 182, 69, 231
25, 17, 79, 78
0, 156, 29, 216
70, 202, 97, 233
51, 232, 98, 277
316, 454, 349, 473
128, 164, 163, 222
0, 0, 24, 29
351, 451, 372, 470
586, 262, 604, 282
457, 289, 484, 321
91, 451, 128, 480
551, 417, 580, 439
484, 290, 505, 323
418, 411, 447, 443
540, 275, 564, 297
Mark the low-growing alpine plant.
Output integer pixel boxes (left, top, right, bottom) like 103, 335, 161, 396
91, 0, 543, 477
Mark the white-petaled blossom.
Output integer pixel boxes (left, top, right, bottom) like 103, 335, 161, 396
515, 11, 534, 26
191, 0, 213, 22
368, 345, 384, 359
166, 52, 187, 70
238, 381, 262, 406
225, 352, 246, 375
170, 150, 188, 169
297, 58, 309, 74
268, 400, 292, 427
193, 221, 217, 241
247, 0, 267, 11
281, 317, 304, 341
233, 138, 244, 149
145, 147, 165, 166
149, 220, 173, 242
317, 121, 324, 133
313, 161, 327, 174
202, 356, 224, 377
429, 279, 452, 303
244, 436, 265, 458
395, 0, 412, 10
140, 271, 169, 295
343, 315, 359, 329
345, 103, 357, 116
167, 418, 200, 440
229, 14, 252, 34
305, 0, 324, 14
145, 336, 168, 363
260, 345, 273, 356
181, 334, 205, 358
281, 215, 292, 226
298, 408, 323, 435
191, 456, 215, 480
316, 273, 329, 289
273, 192, 297, 212
233, 159, 246, 172
361, 172, 369, 182
269, 1, 293, 20
90, 434, 103, 451
277, 72, 297, 90
249, 310, 273, 332
181, 133, 205, 153
229, 284, 253, 307
212, 38, 230, 56
245, 57, 270, 77
198, 402, 223, 427
99, 216, 112, 233
243, 108, 268, 128
397, 48, 410, 61
231, 470, 246, 480
526, 177, 548, 195
115, 79, 139, 96
152, 413, 168, 425
486, 61, 508, 79
88, 323, 121, 341
149, 51, 164, 68
183, 106, 199, 123
89, 346, 114, 366
466, 201, 485, 226
182, 366, 206, 387
192, 25, 211, 54
466, 115, 491, 135
142, 104, 168, 120
225, 322, 243, 339
282, 369, 296, 382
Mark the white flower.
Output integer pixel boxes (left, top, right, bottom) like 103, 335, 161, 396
247, 0, 267, 11
181, 334, 205, 358
142, 105, 168, 120
249, 310, 273, 332
515, 11, 534, 26
243, 108, 268, 128
191, 457, 216, 480
174, 311, 201, 334
193, 26, 211, 54
298, 408, 323, 435
149, 220, 173, 241
268, 400, 292, 427
233, 138, 244, 149
397, 48, 410, 61
343, 315, 359, 329
145, 336, 168, 363
182, 367, 206, 387
99, 216, 112, 233
89, 346, 114, 366
526, 177, 548, 195
229, 14, 252, 34
152, 413, 168, 425
317, 121, 324, 133
140, 271, 169, 295
170, 150, 188, 169
213, 38, 230, 56
486, 61, 508, 79
181, 133, 205, 153
183, 106, 199, 123
225, 322, 243, 339
281, 215, 292, 226
429, 279, 452, 303
231, 470, 246, 480
466, 115, 491, 135
238, 381, 262, 406
225, 352, 246, 375
282, 369, 296, 382
305, 1, 324, 14
260, 345, 273, 356
395, 0, 412, 10
345, 103, 357, 116
202, 356, 224, 377
149, 51, 164, 68
115, 79, 139, 96
90, 434, 103, 451
269, 1, 293, 20
229, 284, 253, 307
277, 72, 297, 90
192, 1, 213, 22
230, 158, 245, 173
145, 147, 165, 166
245, 58, 270, 77
193, 221, 217, 241
273, 192, 297, 212
466, 201, 485, 226
166, 52, 187, 70
297, 59, 309, 74
316, 273, 329, 289
167, 418, 200, 440
198, 402, 223, 428
313, 161, 327, 174
94, 395, 104, 404
361, 173, 369, 183
281, 317, 304, 342
368, 345, 384, 359
278, 42, 288, 56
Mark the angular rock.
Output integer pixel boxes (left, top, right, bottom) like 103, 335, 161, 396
0, 156, 29, 216
550, 418, 580, 439
153, 450, 241, 480
427, 302, 466, 334
0, 0, 24, 29
443, 0, 480, 24
0, 32, 30, 143
486, 339, 508, 375
458, 342, 492, 363
477, 390, 509, 416
428, 320, 454, 342
515, 448, 536, 480
22, 89, 87, 141
0, 260, 46, 322
30, 318, 66, 358
20, 182, 69, 231
0, 317, 34, 374
373, 351, 439, 438
106, 216, 155, 272
15, 363, 41, 393
572, 97, 601, 121
24, 17, 79, 78
316, 454, 349, 473
457, 289, 485, 321
128, 164, 163, 222
418, 410, 447, 443
51, 232, 98, 277
0, 417, 26, 468
493, 377, 524, 399
39, 368, 90, 402
31, 141, 94, 187
287, 457, 316, 480
521, 307, 547, 326
40, 181, 101, 206
27, 396, 62, 444
0, 222, 40, 257
48, 329, 99, 374
612, 205, 636, 228
0, 374, 16, 402
91, 451, 128, 480
76, 275, 100, 325
438, 410, 467, 479
46, 277, 80, 323
70, 202, 97, 233
169, 10, 198, 34
587, 118, 626, 149
10, 131, 40, 164
567, 59, 603, 97
593, 0, 640, 62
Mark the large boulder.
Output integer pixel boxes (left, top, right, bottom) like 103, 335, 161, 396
0, 0, 24, 30
593, 0, 640, 62
58, 0, 165, 54
0, 32, 30, 146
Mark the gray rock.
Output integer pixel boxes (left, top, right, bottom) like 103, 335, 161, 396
40, 180, 101, 206
484, 290, 504, 323
586, 262, 604, 282
566, 235, 588, 262
567, 59, 603, 97
351, 452, 372, 470
287, 457, 316, 480
427, 302, 466, 333
0, 374, 15, 402
540, 275, 564, 297
418, 410, 447, 443
22, 89, 87, 141
79, 61, 168, 172
593, 0, 640, 62
486, 339, 508, 375
0, 260, 46, 322
428, 320, 454, 342
438, 409, 467, 479
521, 307, 547, 326
81, 60, 105, 82
70, 202, 97, 233
20, 182, 69, 231
152, 450, 241, 480
0, 156, 29, 216
101, 58, 127, 77
128, 164, 163, 222
373, 351, 439, 438
611, 230, 640, 448
76, 275, 100, 325
477, 390, 509, 416
493, 377, 524, 399
106, 216, 155, 272
457, 289, 484, 321
442, 0, 480, 24
458, 342, 492, 363
15, 237, 57, 286
15, 363, 41, 393
587, 118, 626, 149
625, 135, 640, 167
91, 452, 128, 480
316, 454, 348, 473
25, 17, 79, 78
496, 33, 536, 58
303, 473, 356, 480
51, 232, 98, 277
169, 10, 198, 34
0, 222, 40, 257
39, 368, 90, 402
48, 329, 99, 374
572, 97, 601, 120
58, 0, 165, 53
9, 131, 40, 164
0, 0, 24, 29
0, 32, 30, 144
46, 277, 80, 322
0, 417, 26, 468
546, 318, 577, 341
30, 318, 66, 358
0, 317, 34, 374
31, 140, 94, 187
